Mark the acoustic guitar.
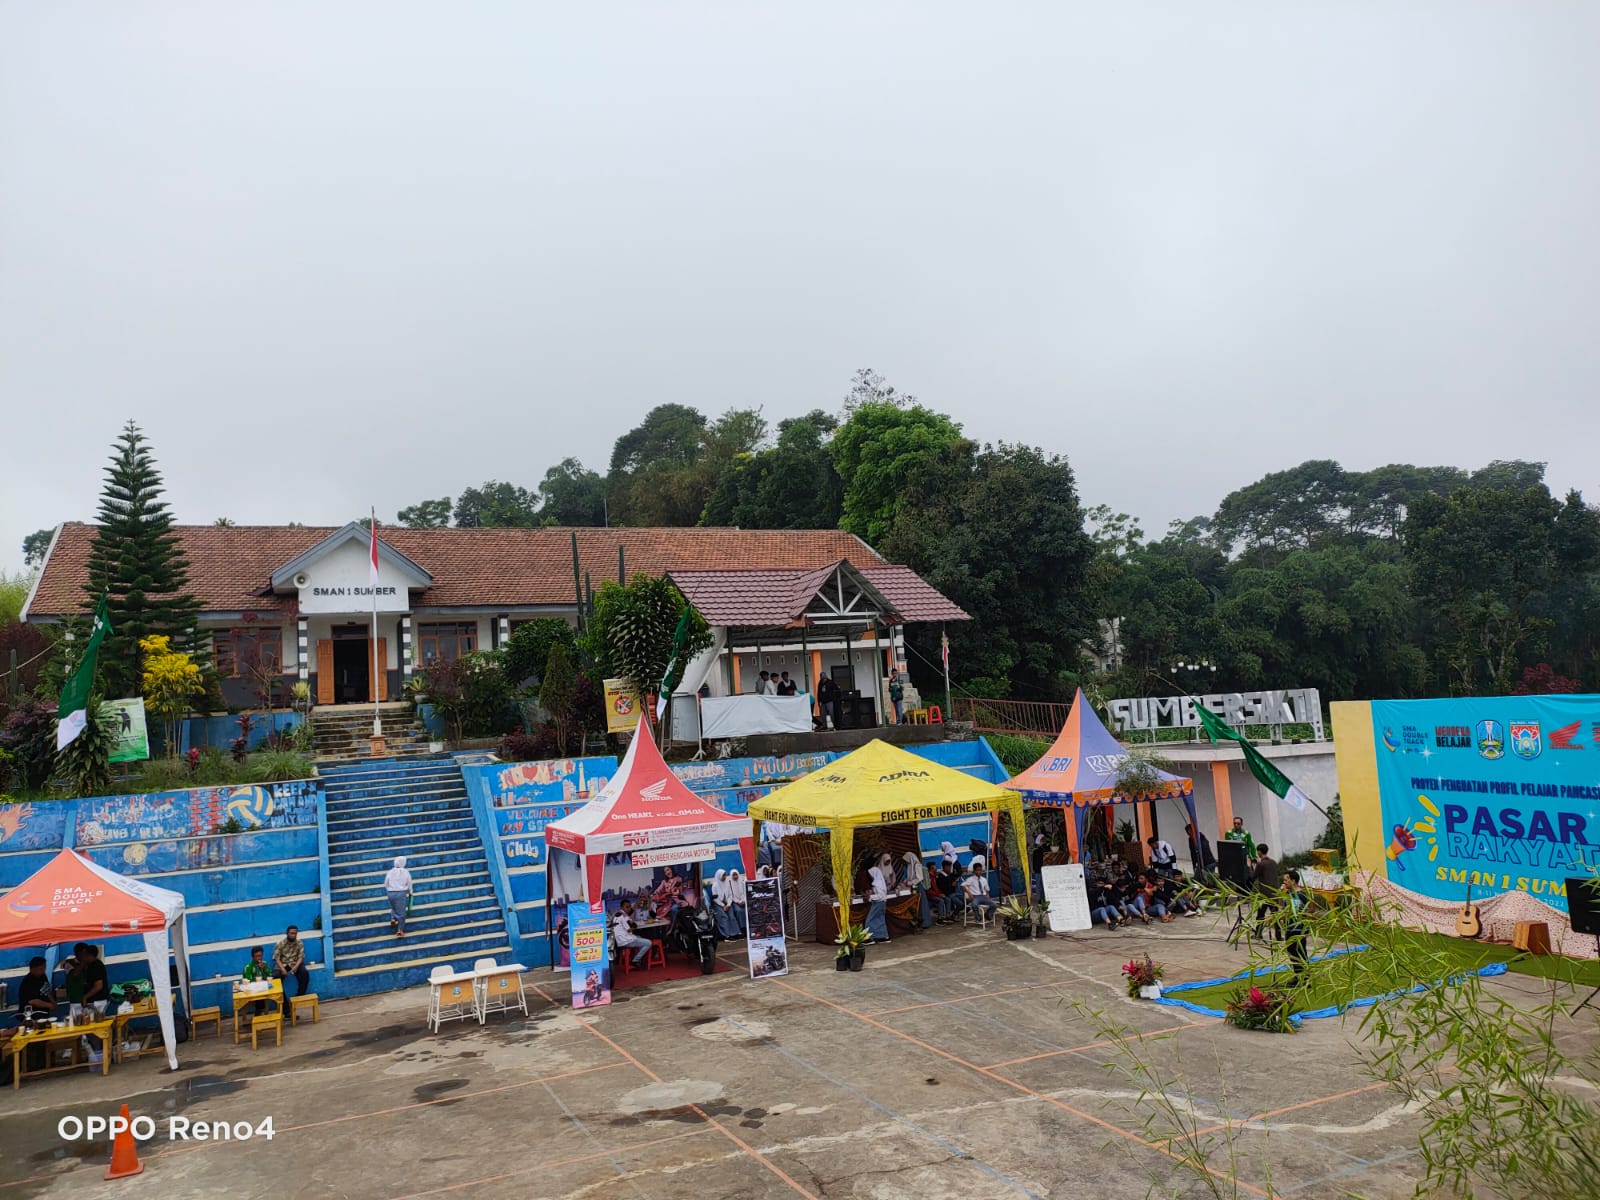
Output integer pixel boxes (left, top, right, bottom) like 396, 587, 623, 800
1455, 882, 1483, 939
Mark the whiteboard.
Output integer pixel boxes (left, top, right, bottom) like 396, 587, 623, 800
1042, 864, 1093, 932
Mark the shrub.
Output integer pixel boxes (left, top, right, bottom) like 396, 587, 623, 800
422, 652, 517, 739
985, 733, 1051, 776
1121, 955, 1164, 999
57, 697, 117, 796
498, 725, 561, 762
1224, 985, 1296, 1033
0, 698, 56, 792
502, 618, 577, 689
1313, 798, 1344, 853
248, 750, 315, 782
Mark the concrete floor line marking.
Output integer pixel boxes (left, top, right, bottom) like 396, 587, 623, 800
1180, 1081, 1397, 1140
530, 981, 821, 1200
385, 1128, 714, 1198
982, 1021, 1204, 1069
721, 1014, 1046, 1200
864, 980, 1063, 1015
771, 976, 1271, 1199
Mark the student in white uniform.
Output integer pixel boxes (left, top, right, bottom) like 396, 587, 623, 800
612, 899, 653, 967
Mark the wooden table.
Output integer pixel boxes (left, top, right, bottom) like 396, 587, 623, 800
233, 981, 286, 1042
9, 1018, 115, 1089
815, 899, 867, 944
113, 994, 174, 1063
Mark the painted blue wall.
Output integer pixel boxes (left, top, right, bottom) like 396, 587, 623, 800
0, 780, 328, 1018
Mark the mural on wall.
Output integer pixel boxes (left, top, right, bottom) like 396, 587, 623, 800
78, 832, 281, 876
670, 753, 838, 793
76, 780, 321, 845
1371, 695, 1600, 913
490, 757, 615, 808
0, 802, 71, 852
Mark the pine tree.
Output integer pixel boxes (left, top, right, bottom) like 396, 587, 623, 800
85, 422, 202, 697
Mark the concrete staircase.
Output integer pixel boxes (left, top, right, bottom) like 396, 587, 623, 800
322, 757, 513, 990
312, 703, 433, 761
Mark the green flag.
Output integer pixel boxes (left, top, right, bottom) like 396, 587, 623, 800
656, 607, 694, 718
57, 596, 112, 750
1193, 703, 1313, 813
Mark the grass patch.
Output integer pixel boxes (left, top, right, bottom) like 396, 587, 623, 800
1167, 928, 1600, 1016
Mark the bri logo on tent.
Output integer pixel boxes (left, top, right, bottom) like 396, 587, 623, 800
1039, 756, 1073, 773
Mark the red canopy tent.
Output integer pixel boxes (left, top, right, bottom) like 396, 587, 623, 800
543, 729, 756, 934
0, 849, 193, 1069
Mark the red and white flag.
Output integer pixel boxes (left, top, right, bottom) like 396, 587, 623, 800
369, 515, 380, 586
941, 631, 950, 671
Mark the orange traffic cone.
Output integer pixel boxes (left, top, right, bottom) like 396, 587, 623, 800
105, 1104, 144, 1180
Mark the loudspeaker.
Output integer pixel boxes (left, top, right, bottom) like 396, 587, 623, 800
1216, 839, 1250, 888
1566, 877, 1600, 936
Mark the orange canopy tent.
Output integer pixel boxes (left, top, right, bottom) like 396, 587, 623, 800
0, 849, 193, 1069
1004, 690, 1195, 858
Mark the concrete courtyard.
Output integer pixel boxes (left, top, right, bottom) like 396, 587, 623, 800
4, 912, 1584, 1200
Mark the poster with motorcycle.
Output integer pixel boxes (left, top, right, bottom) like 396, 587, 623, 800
567, 901, 611, 1009
744, 877, 788, 979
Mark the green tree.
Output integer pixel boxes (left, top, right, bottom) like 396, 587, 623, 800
701, 410, 842, 529
539, 639, 578, 753
534, 458, 608, 526
842, 367, 916, 413
84, 422, 202, 697
608, 405, 765, 526
883, 440, 1095, 698
212, 517, 234, 526
1405, 484, 1596, 694
0, 570, 31, 626
1210, 459, 1352, 560
582, 574, 710, 699
22, 528, 55, 568
453, 481, 538, 528
397, 497, 453, 528
502, 618, 577, 687
831, 400, 963, 546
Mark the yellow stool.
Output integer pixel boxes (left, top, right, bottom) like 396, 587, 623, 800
251, 1013, 282, 1049
908, 708, 929, 725
291, 993, 320, 1025
189, 1006, 223, 1039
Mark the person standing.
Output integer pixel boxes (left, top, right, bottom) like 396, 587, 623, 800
1185, 823, 1216, 877
1224, 817, 1258, 864
80, 945, 108, 1009
1282, 870, 1311, 979
817, 674, 838, 730
901, 850, 933, 928
273, 925, 310, 996
15, 958, 56, 1017
888, 673, 905, 724
1251, 844, 1282, 935
865, 853, 894, 943
385, 856, 413, 938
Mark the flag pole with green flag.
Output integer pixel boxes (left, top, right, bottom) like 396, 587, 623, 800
58, 596, 112, 751
656, 606, 693, 720
1192, 701, 1326, 818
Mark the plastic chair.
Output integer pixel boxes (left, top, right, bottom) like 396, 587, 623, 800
927, 705, 943, 724
472, 958, 498, 973
963, 896, 992, 930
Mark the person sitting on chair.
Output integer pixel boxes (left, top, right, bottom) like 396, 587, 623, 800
961, 861, 999, 923
16, 957, 57, 1017
612, 900, 654, 968
242, 946, 276, 1014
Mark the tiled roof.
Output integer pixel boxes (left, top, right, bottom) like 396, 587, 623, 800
668, 561, 968, 627
25, 523, 885, 618
669, 563, 845, 627
859, 565, 970, 622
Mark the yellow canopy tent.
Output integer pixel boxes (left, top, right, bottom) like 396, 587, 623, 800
747, 739, 1032, 907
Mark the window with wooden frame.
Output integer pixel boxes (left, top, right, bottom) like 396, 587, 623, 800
418, 621, 477, 665
213, 626, 283, 678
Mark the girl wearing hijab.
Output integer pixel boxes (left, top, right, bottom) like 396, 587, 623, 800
902, 851, 933, 929
385, 856, 413, 938
727, 869, 748, 936
940, 841, 959, 866
710, 870, 738, 938
865, 853, 894, 942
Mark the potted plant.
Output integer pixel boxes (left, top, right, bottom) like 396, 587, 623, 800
834, 923, 873, 971
998, 896, 1033, 940
1031, 898, 1051, 938
1121, 954, 1165, 1000
1224, 985, 1297, 1033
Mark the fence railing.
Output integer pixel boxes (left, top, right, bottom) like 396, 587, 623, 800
952, 697, 1073, 738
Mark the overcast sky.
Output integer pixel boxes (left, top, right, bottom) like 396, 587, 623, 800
4, 2, 1598, 574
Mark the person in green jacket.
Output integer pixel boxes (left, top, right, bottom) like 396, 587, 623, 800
242, 947, 274, 1015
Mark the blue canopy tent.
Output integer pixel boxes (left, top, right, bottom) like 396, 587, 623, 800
1003, 690, 1196, 860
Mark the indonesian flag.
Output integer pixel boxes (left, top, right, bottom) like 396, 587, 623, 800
941, 631, 949, 671
369, 516, 380, 587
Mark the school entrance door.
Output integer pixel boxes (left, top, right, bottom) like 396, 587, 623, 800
316, 626, 388, 705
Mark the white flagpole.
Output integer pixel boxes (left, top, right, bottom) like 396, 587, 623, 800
371, 507, 382, 742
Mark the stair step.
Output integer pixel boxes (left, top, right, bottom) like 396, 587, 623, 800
333, 917, 507, 952
332, 871, 493, 900
336, 904, 502, 937
331, 889, 492, 915
327, 821, 479, 847
328, 833, 481, 858
330, 854, 487, 882
333, 929, 511, 969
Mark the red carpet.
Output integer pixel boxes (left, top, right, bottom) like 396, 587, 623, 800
613, 954, 732, 990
